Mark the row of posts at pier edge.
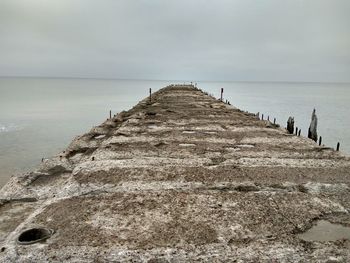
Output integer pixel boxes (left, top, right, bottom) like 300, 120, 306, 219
258, 108, 341, 151
106, 85, 341, 152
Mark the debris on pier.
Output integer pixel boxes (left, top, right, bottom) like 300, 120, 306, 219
1, 85, 350, 262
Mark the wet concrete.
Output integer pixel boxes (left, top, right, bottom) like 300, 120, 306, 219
298, 220, 350, 242
0, 85, 350, 262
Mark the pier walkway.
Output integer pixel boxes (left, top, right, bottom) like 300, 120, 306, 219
1, 85, 350, 262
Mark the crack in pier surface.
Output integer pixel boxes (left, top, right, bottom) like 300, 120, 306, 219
1, 85, 350, 262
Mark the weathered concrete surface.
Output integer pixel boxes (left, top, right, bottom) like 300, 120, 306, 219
1, 85, 350, 262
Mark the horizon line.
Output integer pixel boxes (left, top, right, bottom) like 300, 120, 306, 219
0, 75, 349, 85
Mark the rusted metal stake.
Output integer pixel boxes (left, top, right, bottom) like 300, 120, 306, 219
336, 142, 340, 151
319, 136, 322, 146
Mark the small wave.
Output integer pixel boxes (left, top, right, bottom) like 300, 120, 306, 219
0, 123, 22, 133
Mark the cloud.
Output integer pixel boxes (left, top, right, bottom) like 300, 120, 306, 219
0, 0, 349, 82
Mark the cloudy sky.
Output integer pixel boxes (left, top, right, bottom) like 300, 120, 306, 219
0, 0, 349, 82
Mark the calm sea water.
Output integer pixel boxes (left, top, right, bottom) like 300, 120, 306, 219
0, 78, 349, 187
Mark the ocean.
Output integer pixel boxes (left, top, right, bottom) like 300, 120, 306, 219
1, 78, 349, 188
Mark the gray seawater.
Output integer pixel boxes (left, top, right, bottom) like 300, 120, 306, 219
0, 78, 349, 188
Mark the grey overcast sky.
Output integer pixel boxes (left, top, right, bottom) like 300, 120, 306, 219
0, 0, 349, 82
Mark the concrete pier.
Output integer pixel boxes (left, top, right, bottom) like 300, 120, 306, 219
1, 85, 350, 262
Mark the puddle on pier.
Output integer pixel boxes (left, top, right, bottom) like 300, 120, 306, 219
298, 220, 350, 242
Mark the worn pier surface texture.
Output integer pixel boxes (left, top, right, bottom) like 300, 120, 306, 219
1, 85, 350, 262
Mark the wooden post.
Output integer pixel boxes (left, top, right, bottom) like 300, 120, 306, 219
273, 118, 276, 125
287, 117, 294, 134
336, 142, 340, 151
220, 88, 224, 101
308, 109, 318, 142
267, 116, 270, 121
319, 136, 322, 146
262, 114, 264, 120
298, 130, 301, 136
109, 110, 112, 119
295, 127, 298, 135
149, 88, 152, 102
